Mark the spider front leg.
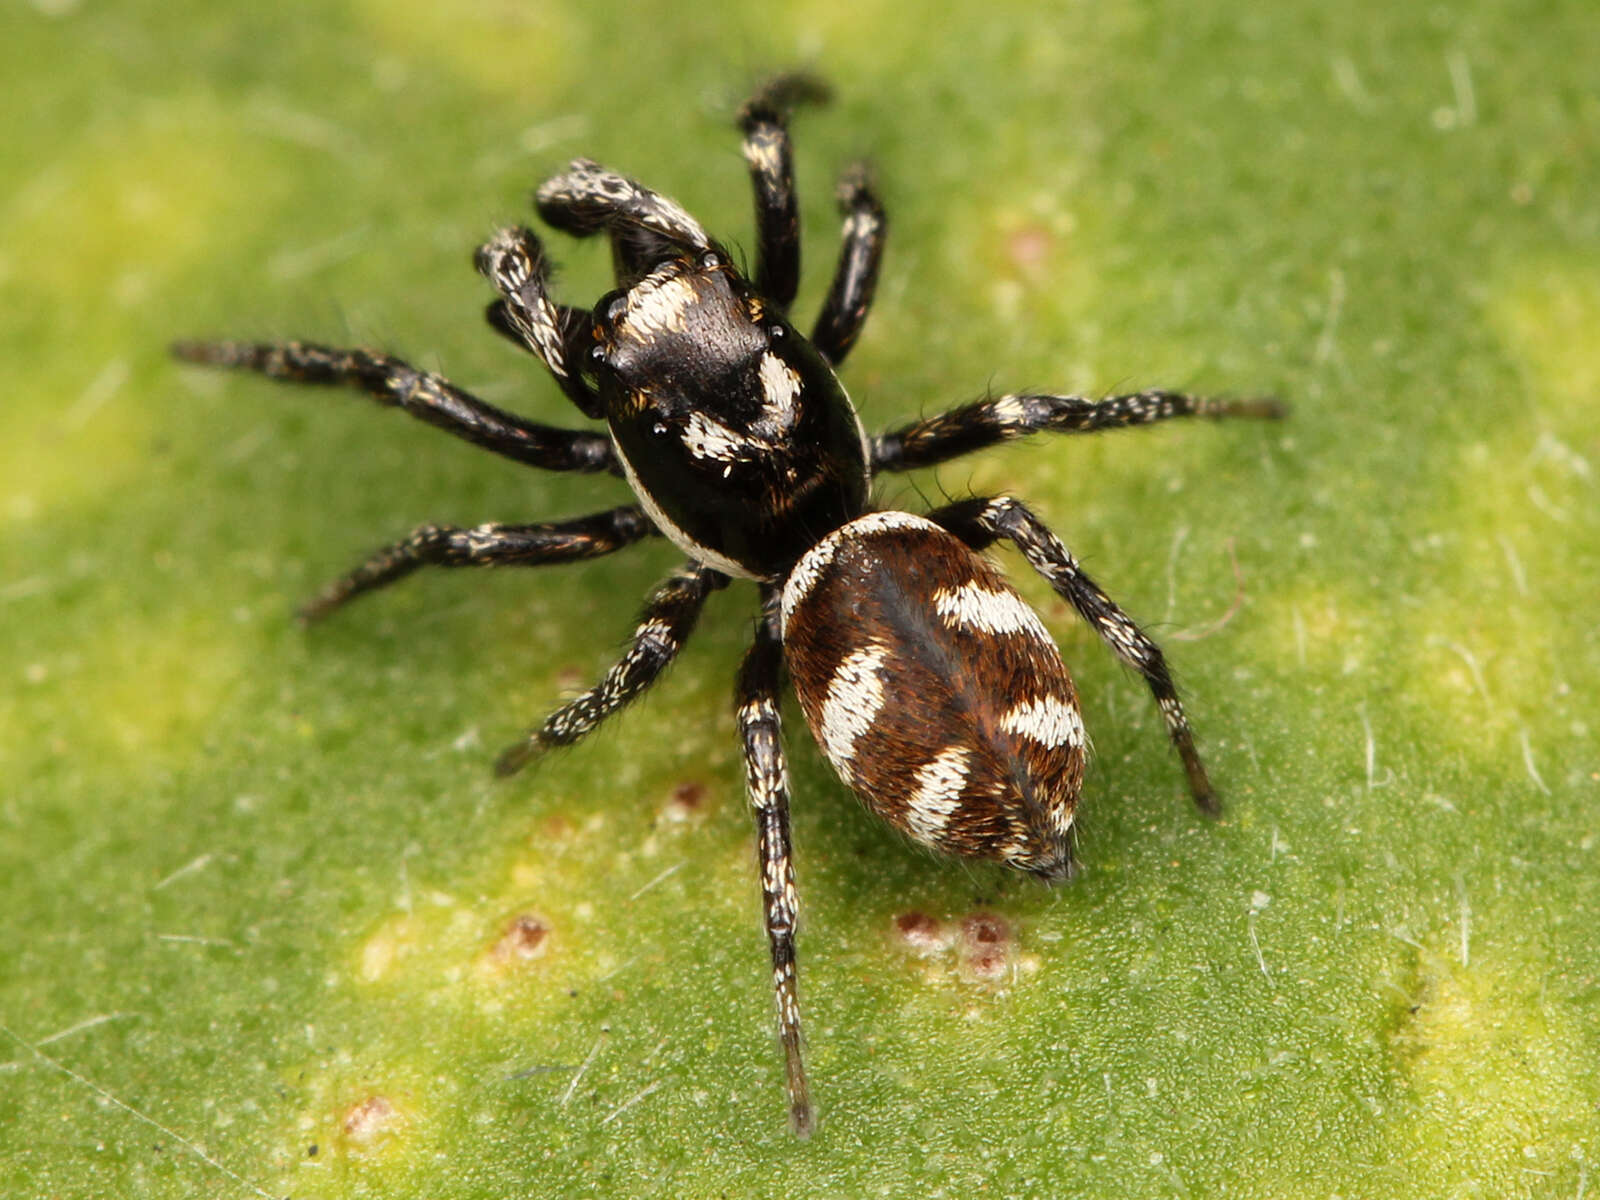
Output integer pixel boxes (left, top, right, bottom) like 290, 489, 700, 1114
171, 339, 617, 474
476, 226, 603, 420
737, 73, 831, 311
736, 591, 813, 1137
535, 157, 719, 288
495, 562, 725, 776
296, 505, 658, 625
811, 164, 886, 367
873, 389, 1284, 472
535, 159, 713, 255
930, 495, 1220, 814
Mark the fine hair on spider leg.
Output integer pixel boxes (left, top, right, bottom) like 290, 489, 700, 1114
174, 71, 1281, 1137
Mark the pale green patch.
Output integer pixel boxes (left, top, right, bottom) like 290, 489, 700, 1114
347, 0, 578, 102
1, 99, 282, 306
1495, 267, 1600, 409
1387, 936, 1599, 1194
0, 100, 285, 518
0, 607, 246, 771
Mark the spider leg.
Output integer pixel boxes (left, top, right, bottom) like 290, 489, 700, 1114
929, 495, 1220, 814
736, 590, 813, 1137
535, 158, 713, 257
872, 389, 1285, 473
476, 226, 603, 420
171, 339, 617, 474
737, 73, 831, 311
495, 561, 725, 776
297, 505, 658, 625
810, 164, 886, 366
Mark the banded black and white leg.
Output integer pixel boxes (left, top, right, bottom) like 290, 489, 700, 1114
811, 164, 887, 367
930, 495, 1220, 813
535, 158, 715, 261
170, 339, 618, 474
534, 155, 721, 292
872, 389, 1284, 473
736, 591, 812, 1137
495, 561, 726, 776
475, 226, 604, 419
296, 505, 658, 624
737, 73, 831, 310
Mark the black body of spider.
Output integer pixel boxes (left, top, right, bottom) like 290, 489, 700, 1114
174, 75, 1282, 1137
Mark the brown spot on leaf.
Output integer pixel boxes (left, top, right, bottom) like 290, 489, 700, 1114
491, 914, 551, 964
341, 1095, 398, 1144
663, 780, 707, 823
540, 814, 575, 841
894, 911, 951, 955
1005, 225, 1053, 274
960, 911, 1013, 980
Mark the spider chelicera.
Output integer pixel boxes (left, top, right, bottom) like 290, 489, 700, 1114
174, 75, 1281, 1136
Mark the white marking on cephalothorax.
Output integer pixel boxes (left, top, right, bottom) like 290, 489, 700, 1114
932, 581, 1053, 641
1000, 695, 1084, 750
904, 746, 970, 843
817, 644, 890, 777
851, 386, 874, 489
611, 434, 757, 579
754, 350, 802, 434
682, 410, 748, 465
780, 511, 937, 636
622, 272, 699, 338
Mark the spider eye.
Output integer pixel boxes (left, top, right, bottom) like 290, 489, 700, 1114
698, 250, 723, 270
768, 324, 786, 341
597, 288, 628, 324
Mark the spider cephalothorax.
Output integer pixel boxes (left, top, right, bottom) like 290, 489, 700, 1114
175, 75, 1281, 1137
589, 249, 872, 581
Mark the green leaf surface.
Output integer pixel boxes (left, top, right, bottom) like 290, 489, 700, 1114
3, 1, 1596, 1197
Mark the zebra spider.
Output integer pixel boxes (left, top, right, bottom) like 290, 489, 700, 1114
174, 75, 1281, 1137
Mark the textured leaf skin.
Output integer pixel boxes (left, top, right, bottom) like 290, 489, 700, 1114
2, 2, 1597, 1197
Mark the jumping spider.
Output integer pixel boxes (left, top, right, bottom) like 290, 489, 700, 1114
175, 75, 1281, 1136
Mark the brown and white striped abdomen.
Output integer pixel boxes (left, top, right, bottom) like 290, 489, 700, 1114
780, 511, 1084, 880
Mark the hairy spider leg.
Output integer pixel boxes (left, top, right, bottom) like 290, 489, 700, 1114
170, 339, 617, 474
930, 495, 1220, 814
737, 72, 830, 311
872, 389, 1285, 473
535, 156, 719, 293
810, 164, 887, 368
476, 226, 604, 419
495, 562, 726, 776
296, 507, 659, 625
535, 157, 713, 252
736, 592, 813, 1137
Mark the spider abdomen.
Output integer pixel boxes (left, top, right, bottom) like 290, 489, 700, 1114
780, 511, 1084, 880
